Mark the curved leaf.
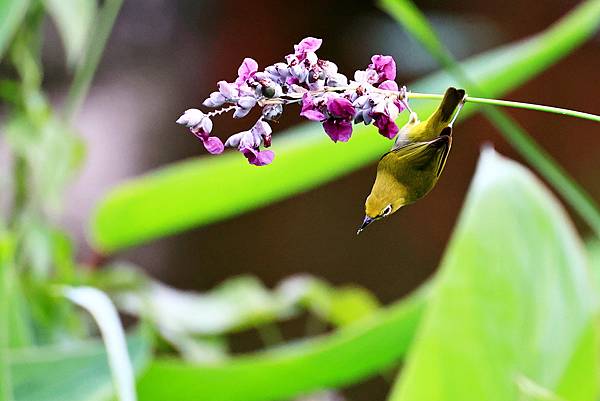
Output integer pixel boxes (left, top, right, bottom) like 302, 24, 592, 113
136, 288, 426, 401
42, 0, 96, 65
0, 0, 29, 61
90, 0, 600, 252
388, 149, 599, 401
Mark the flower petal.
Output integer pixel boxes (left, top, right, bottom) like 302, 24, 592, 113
326, 97, 355, 120
236, 58, 258, 85
323, 119, 353, 142
241, 147, 275, 166
218, 81, 238, 99
294, 37, 322, 56
373, 115, 399, 139
202, 136, 224, 154
378, 80, 399, 91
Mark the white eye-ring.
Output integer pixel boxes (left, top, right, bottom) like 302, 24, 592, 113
381, 204, 393, 217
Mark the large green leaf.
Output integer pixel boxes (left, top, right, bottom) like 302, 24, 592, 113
388, 149, 599, 401
135, 287, 426, 401
0, 0, 29, 61
90, 0, 600, 252
42, 0, 96, 66
9, 335, 149, 401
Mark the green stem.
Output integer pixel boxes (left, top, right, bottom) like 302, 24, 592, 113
408, 92, 600, 123
63, 0, 123, 123
10, 156, 27, 228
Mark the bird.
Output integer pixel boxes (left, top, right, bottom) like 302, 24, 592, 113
357, 87, 466, 234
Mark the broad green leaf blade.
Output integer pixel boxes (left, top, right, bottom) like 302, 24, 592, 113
136, 288, 426, 401
10, 335, 149, 401
90, 0, 600, 252
389, 149, 599, 401
42, 0, 96, 66
381, 0, 600, 239
0, 0, 29, 61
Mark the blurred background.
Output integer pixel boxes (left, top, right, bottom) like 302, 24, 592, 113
55, 0, 600, 299
26, 0, 600, 398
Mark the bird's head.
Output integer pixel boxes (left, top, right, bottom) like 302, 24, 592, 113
357, 172, 406, 234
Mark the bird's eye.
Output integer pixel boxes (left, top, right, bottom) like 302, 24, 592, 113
381, 205, 393, 217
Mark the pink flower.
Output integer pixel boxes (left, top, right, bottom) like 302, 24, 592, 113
235, 58, 258, 86
293, 37, 322, 61
300, 94, 326, 121
322, 97, 355, 143
224, 120, 275, 166
373, 114, 399, 139
369, 55, 396, 84
241, 147, 275, 166
176, 109, 224, 154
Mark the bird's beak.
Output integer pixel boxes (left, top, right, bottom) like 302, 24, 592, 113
357, 216, 374, 235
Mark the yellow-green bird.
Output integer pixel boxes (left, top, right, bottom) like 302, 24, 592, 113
357, 87, 467, 234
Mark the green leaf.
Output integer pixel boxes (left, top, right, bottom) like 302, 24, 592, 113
42, 0, 96, 66
90, 0, 600, 252
0, 232, 15, 401
586, 239, 600, 301
0, 0, 29, 61
10, 334, 150, 401
380, 0, 600, 239
388, 149, 599, 401
135, 287, 426, 401
282, 275, 380, 327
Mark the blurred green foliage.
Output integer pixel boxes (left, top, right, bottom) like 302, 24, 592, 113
1, 1, 600, 401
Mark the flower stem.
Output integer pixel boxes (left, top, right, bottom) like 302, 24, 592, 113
408, 92, 600, 123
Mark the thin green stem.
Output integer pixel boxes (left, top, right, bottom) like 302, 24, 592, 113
408, 92, 600, 123
64, 0, 123, 123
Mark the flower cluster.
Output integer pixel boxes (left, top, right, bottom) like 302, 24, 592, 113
177, 37, 410, 166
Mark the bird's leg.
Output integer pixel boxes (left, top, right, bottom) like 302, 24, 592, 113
448, 93, 468, 128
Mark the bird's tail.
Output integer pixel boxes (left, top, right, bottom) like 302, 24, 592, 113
436, 87, 466, 124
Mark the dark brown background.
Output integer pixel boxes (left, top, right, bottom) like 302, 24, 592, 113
48, 0, 600, 398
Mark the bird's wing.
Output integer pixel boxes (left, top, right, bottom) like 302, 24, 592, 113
388, 135, 451, 178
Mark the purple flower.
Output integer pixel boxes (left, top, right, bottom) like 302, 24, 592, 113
200, 136, 225, 154
233, 96, 258, 118
235, 58, 258, 86
378, 79, 398, 91
203, 91, 226, 107
176, 109, 224, 154
300, 94, 326, 121
368, 55, 396, 84
373, 114, 399, 139
353, 68, 379, 85
323, 97, 355, 142
217, 80, 238, 99
241, 147, 275, 166
292, 37, 322, 61
225, 119, 274, 166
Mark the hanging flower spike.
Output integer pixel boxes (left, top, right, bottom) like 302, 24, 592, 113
178, 37, 411, 166
176, 109, 224, 154
323, 97, 355, 142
